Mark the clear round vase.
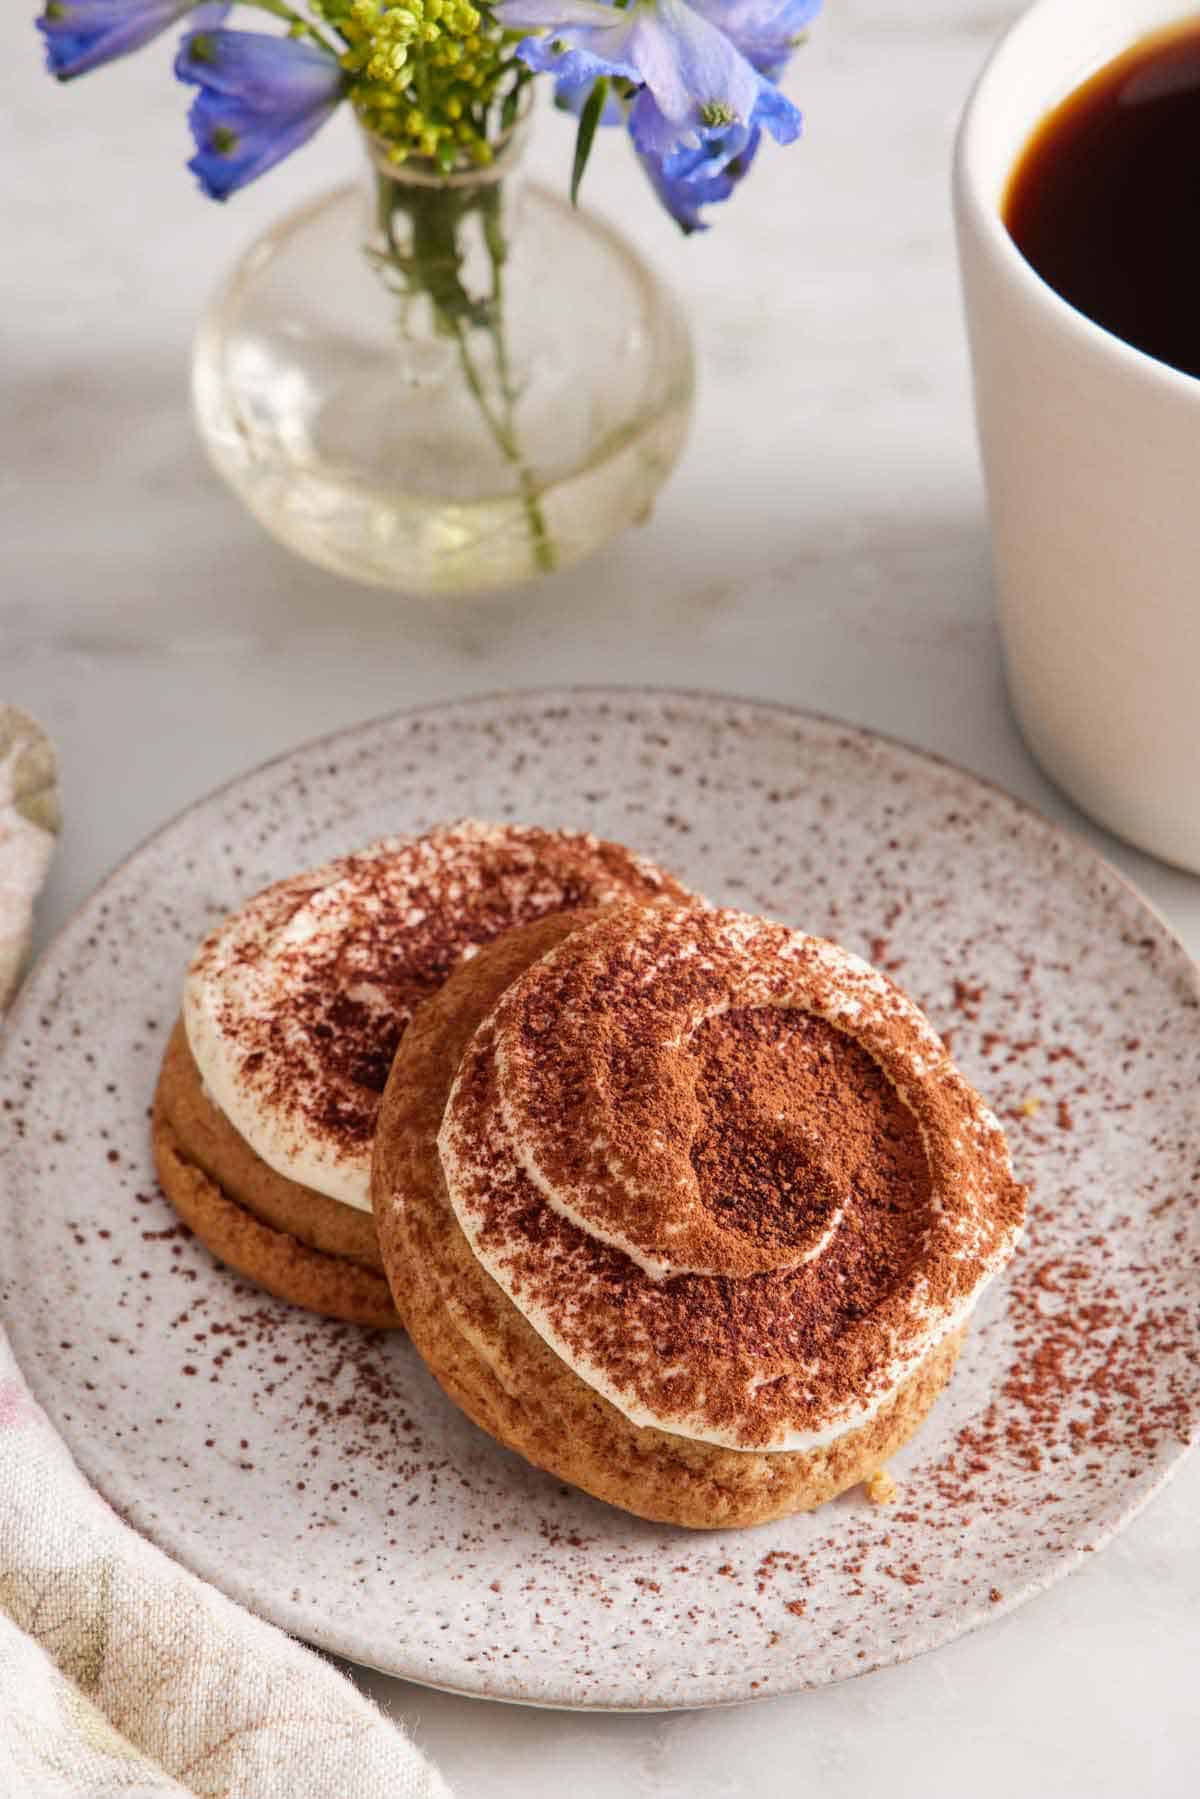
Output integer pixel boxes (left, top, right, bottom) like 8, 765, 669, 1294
192, 123, 695, 597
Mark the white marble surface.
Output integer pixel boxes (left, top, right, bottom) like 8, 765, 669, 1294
3, 2, 1198, 1794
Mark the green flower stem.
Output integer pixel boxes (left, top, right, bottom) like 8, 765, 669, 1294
377, 172, 556, 578
450, 320, 556, 576
479, 184, 555, 574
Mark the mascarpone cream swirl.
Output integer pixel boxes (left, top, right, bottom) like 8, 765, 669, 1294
184, 823, 690, 1213
438, 905, 1027, 1452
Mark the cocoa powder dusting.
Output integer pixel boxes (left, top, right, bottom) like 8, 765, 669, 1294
445, 906, 1027, 1448
196, 823, 689, 1166
688, 1006, 925, 1263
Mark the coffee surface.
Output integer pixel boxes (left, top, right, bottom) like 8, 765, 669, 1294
1005, 21, 1200, 379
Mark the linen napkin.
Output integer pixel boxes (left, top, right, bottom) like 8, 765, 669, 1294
0, 706, 451, 1799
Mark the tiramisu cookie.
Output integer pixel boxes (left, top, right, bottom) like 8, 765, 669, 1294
153, 823, 690, 1326
373, 905, 1027, 1526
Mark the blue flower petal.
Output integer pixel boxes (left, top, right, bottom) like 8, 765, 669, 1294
639, 124, 763, 232
751, 72, 801, 145
494, 0, 625, 37
689, 0, 821, 77
628, 0, 761, 136
176, 27, 342, 110
628, 85, 745, 170
37, 0, 216, 80
176, 28, 344, 200
553, 67, 626, 127
641, 156, 732, 233
184, 88, 333, 200
627, 39, 796, 171
516, 37, 640, 91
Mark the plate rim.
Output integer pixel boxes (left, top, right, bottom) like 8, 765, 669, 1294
3, 683, 1198, 1710
16, 682, 1194, 985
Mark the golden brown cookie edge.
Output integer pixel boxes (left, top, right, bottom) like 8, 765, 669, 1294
152, 1094, 402, 1330
158, 1018, 386, 1270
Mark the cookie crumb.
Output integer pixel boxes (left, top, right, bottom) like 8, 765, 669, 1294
864, 1467, 898, 1506
1020, 1095, 1042, 1117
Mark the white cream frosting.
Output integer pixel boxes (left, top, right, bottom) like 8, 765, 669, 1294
438, 906, 1026, 1454
185, 823, 689, 1213
184, 850, 392, 1212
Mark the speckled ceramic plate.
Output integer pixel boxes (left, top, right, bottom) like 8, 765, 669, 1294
2, 689, 1198, 1710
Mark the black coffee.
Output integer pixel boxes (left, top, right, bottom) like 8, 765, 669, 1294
1004, 20, 1200, 379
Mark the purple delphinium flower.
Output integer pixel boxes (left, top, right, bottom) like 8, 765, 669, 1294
176, 27, 344, 200
37, 0, 227, 81
494, 0, 813, 227
494, 0, 802, 168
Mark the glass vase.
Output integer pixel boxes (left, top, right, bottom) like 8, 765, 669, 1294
192, 125, 695, 597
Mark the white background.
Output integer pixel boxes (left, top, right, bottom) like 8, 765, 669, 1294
4, 2, 1198, 1793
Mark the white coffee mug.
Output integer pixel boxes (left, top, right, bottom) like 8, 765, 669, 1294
955, 0, 1200, 872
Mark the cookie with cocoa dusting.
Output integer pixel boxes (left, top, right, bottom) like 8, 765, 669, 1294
153, 823, 691, 1325
372, 907, 1023, 1527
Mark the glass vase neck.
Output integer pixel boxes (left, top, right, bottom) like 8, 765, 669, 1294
362, 112, 530, 194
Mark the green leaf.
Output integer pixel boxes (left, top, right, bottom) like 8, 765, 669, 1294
570, 77, 609, 208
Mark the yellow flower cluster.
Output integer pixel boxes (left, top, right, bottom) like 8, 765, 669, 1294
314, 0, 514, 167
